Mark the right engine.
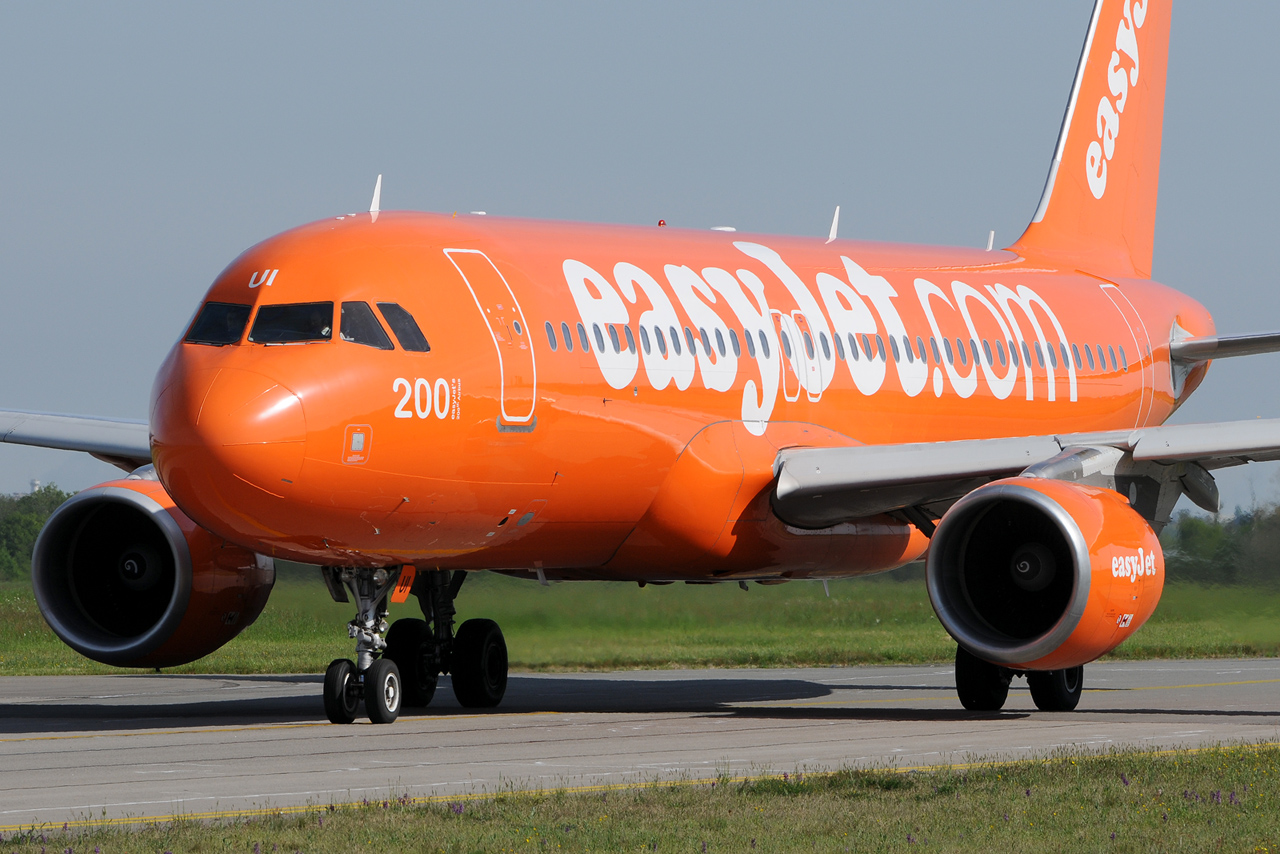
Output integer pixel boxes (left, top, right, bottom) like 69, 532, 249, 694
32, 472, 275, 668
926, 477, 1164, 672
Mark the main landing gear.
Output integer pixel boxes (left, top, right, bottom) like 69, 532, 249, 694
953, 646, 1083, 712
320, 567, 509, 725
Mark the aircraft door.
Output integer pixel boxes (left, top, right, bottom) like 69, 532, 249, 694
444, 249, 537, 426
1100, 283, 1153, 427
771, 310, 801, 402
791, 311, 824, 402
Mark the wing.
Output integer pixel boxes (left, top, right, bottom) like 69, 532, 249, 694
0, 409, 151, 472
773, 417, 1280, 530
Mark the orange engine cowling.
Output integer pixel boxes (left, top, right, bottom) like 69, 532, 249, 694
926, 477, 1163, 671
32, 474, 275, 668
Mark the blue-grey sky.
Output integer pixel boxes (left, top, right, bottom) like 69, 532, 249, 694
2, 2, 1278, 514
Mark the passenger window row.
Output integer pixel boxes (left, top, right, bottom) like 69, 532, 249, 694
543, 320, 1130, 375
185, 300, 429, 352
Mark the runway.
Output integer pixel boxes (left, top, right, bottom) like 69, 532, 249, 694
2, 659, 1278, 829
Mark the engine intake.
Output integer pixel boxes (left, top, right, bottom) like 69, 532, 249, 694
926, 477, 1163, 671
33, 475, 275, 668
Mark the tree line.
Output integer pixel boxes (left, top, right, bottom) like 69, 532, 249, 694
0, 485, 1273, 587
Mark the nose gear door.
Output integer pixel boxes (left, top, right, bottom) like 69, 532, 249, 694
444, 249, 537, 426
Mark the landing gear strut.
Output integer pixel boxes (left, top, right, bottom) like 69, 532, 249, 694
384, 570, 509, 710
320, 566, 403, 725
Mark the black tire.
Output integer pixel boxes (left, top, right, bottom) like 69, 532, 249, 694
385, 618, 438, 708
452, 619, 508, 708
954, 646, 1010, 711
1027, 666, 1084, 711
364, 658, 402, 724
323, 658, 360, 724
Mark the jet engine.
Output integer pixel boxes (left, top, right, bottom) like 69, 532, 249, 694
32, 473, 275, 668
926, 477, 1163, 671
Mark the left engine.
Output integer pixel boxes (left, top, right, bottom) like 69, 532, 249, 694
926, 477, 1164, 672
32, 473, 275, 668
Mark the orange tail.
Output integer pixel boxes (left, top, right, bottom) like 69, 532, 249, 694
1011, 0, 1171, 279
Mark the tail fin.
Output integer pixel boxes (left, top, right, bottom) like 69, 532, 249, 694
1010, 0, 1170, 279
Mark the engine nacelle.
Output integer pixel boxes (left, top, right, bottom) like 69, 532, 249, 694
32, 474, 275, 668
926, 477, 1163, 671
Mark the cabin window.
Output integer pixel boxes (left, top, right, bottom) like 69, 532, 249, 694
639, 325, 651, 355
902, 335, 913, 363
802, 331, 815, 360
1118, 346, 1128, 371
185, 302, 251, 346
1071, 343, 1082, 370
916, 336, 927, 362
982, 339, 993, 366
930, 337, 941, 364
1047, 342, 1058, 369
655, 326, 668, 356
608, 325, 621, 354
970, 339, 981, 365
715, 328, 727, 357
1022, 341, 1032, 367
859, 334, 872, 360
847, 334, 859, 361
996, 339, 1007, 367
669, 326, 682, 355
561, 321, 574, 352
1059, 342, 1070, 368
819, 332, 831, 360
1034, 341, 1045, 367
1085, 344, 1096, 370
376, 303, 429, 352
758, 330, 771, 359
544, 321, 558, 351
834, 331, 845, 360
250, 302, 334, 344
577, 322, 590, 352
744, 329, 756, 357
943, 337, 954, 365
889, 335, 900, 362
592, 323, 605, 352
700, 327, 712, 355
685, 327, 697, 354
730, 329, 742, 357
1008, 340, 1019, 367
624, 325, 636, 354
781, 330, 794, 359
957, 338, 968, 366
875, 335, 886, 361
339, 302, 394, 350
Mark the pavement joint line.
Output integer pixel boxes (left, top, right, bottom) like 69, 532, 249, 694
4, 739, 1277, 834
0, 711, 561, 743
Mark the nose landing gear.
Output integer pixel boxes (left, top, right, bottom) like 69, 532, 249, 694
320, 566, 509, 724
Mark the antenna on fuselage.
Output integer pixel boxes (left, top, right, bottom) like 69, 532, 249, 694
369, 174, 383, 217
826, 206, 840, 244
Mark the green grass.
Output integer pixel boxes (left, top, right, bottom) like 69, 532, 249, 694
2, 567, 1279, 675
3, 744, 1278, 852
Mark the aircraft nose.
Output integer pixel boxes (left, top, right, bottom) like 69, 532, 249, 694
152, 367, 306, 528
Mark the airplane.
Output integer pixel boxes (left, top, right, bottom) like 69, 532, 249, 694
4, 0, 1279, 724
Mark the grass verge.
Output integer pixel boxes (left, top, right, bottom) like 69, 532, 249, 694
3, 744, 1278, 852
2, 568, 1279, 675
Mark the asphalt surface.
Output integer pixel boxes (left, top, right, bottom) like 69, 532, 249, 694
2, 659, 1278, 828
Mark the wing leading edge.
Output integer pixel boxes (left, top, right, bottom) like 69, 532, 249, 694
0, 409, 151, 472
773, 417, 1280, 531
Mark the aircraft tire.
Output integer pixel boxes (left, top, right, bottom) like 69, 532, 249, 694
323, 658, 360, 724
954, 646, 1010, 711
452, 618, 508, 708
1027, 666, 1084, 711
385, 618, 437, 707
364, 658, 402, 724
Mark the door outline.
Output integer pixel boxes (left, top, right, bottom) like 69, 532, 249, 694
791, 310, 824, 402
1100, 283, 1152, 428
770, 310, 802, 402
444, 248, 537, 424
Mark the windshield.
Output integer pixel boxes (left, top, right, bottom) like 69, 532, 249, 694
376, 302, 430, 352
184, 302, 251, 346
248, 302, 334, 344
340, 301, 394, 350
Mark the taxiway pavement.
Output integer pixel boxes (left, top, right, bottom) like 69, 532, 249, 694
2, 659, 1277, 828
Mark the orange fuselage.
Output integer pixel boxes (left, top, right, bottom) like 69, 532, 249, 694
149, 212, 1212, 581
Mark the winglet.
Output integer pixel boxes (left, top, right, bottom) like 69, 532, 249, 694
826, 206, 840, 244
369, 174, 382, 214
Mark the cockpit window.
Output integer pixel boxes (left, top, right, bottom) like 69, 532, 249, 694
340, 301, 394, 350
184, 302, 251, 346
248, 302, 333, 344
376, 302, 430, 352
